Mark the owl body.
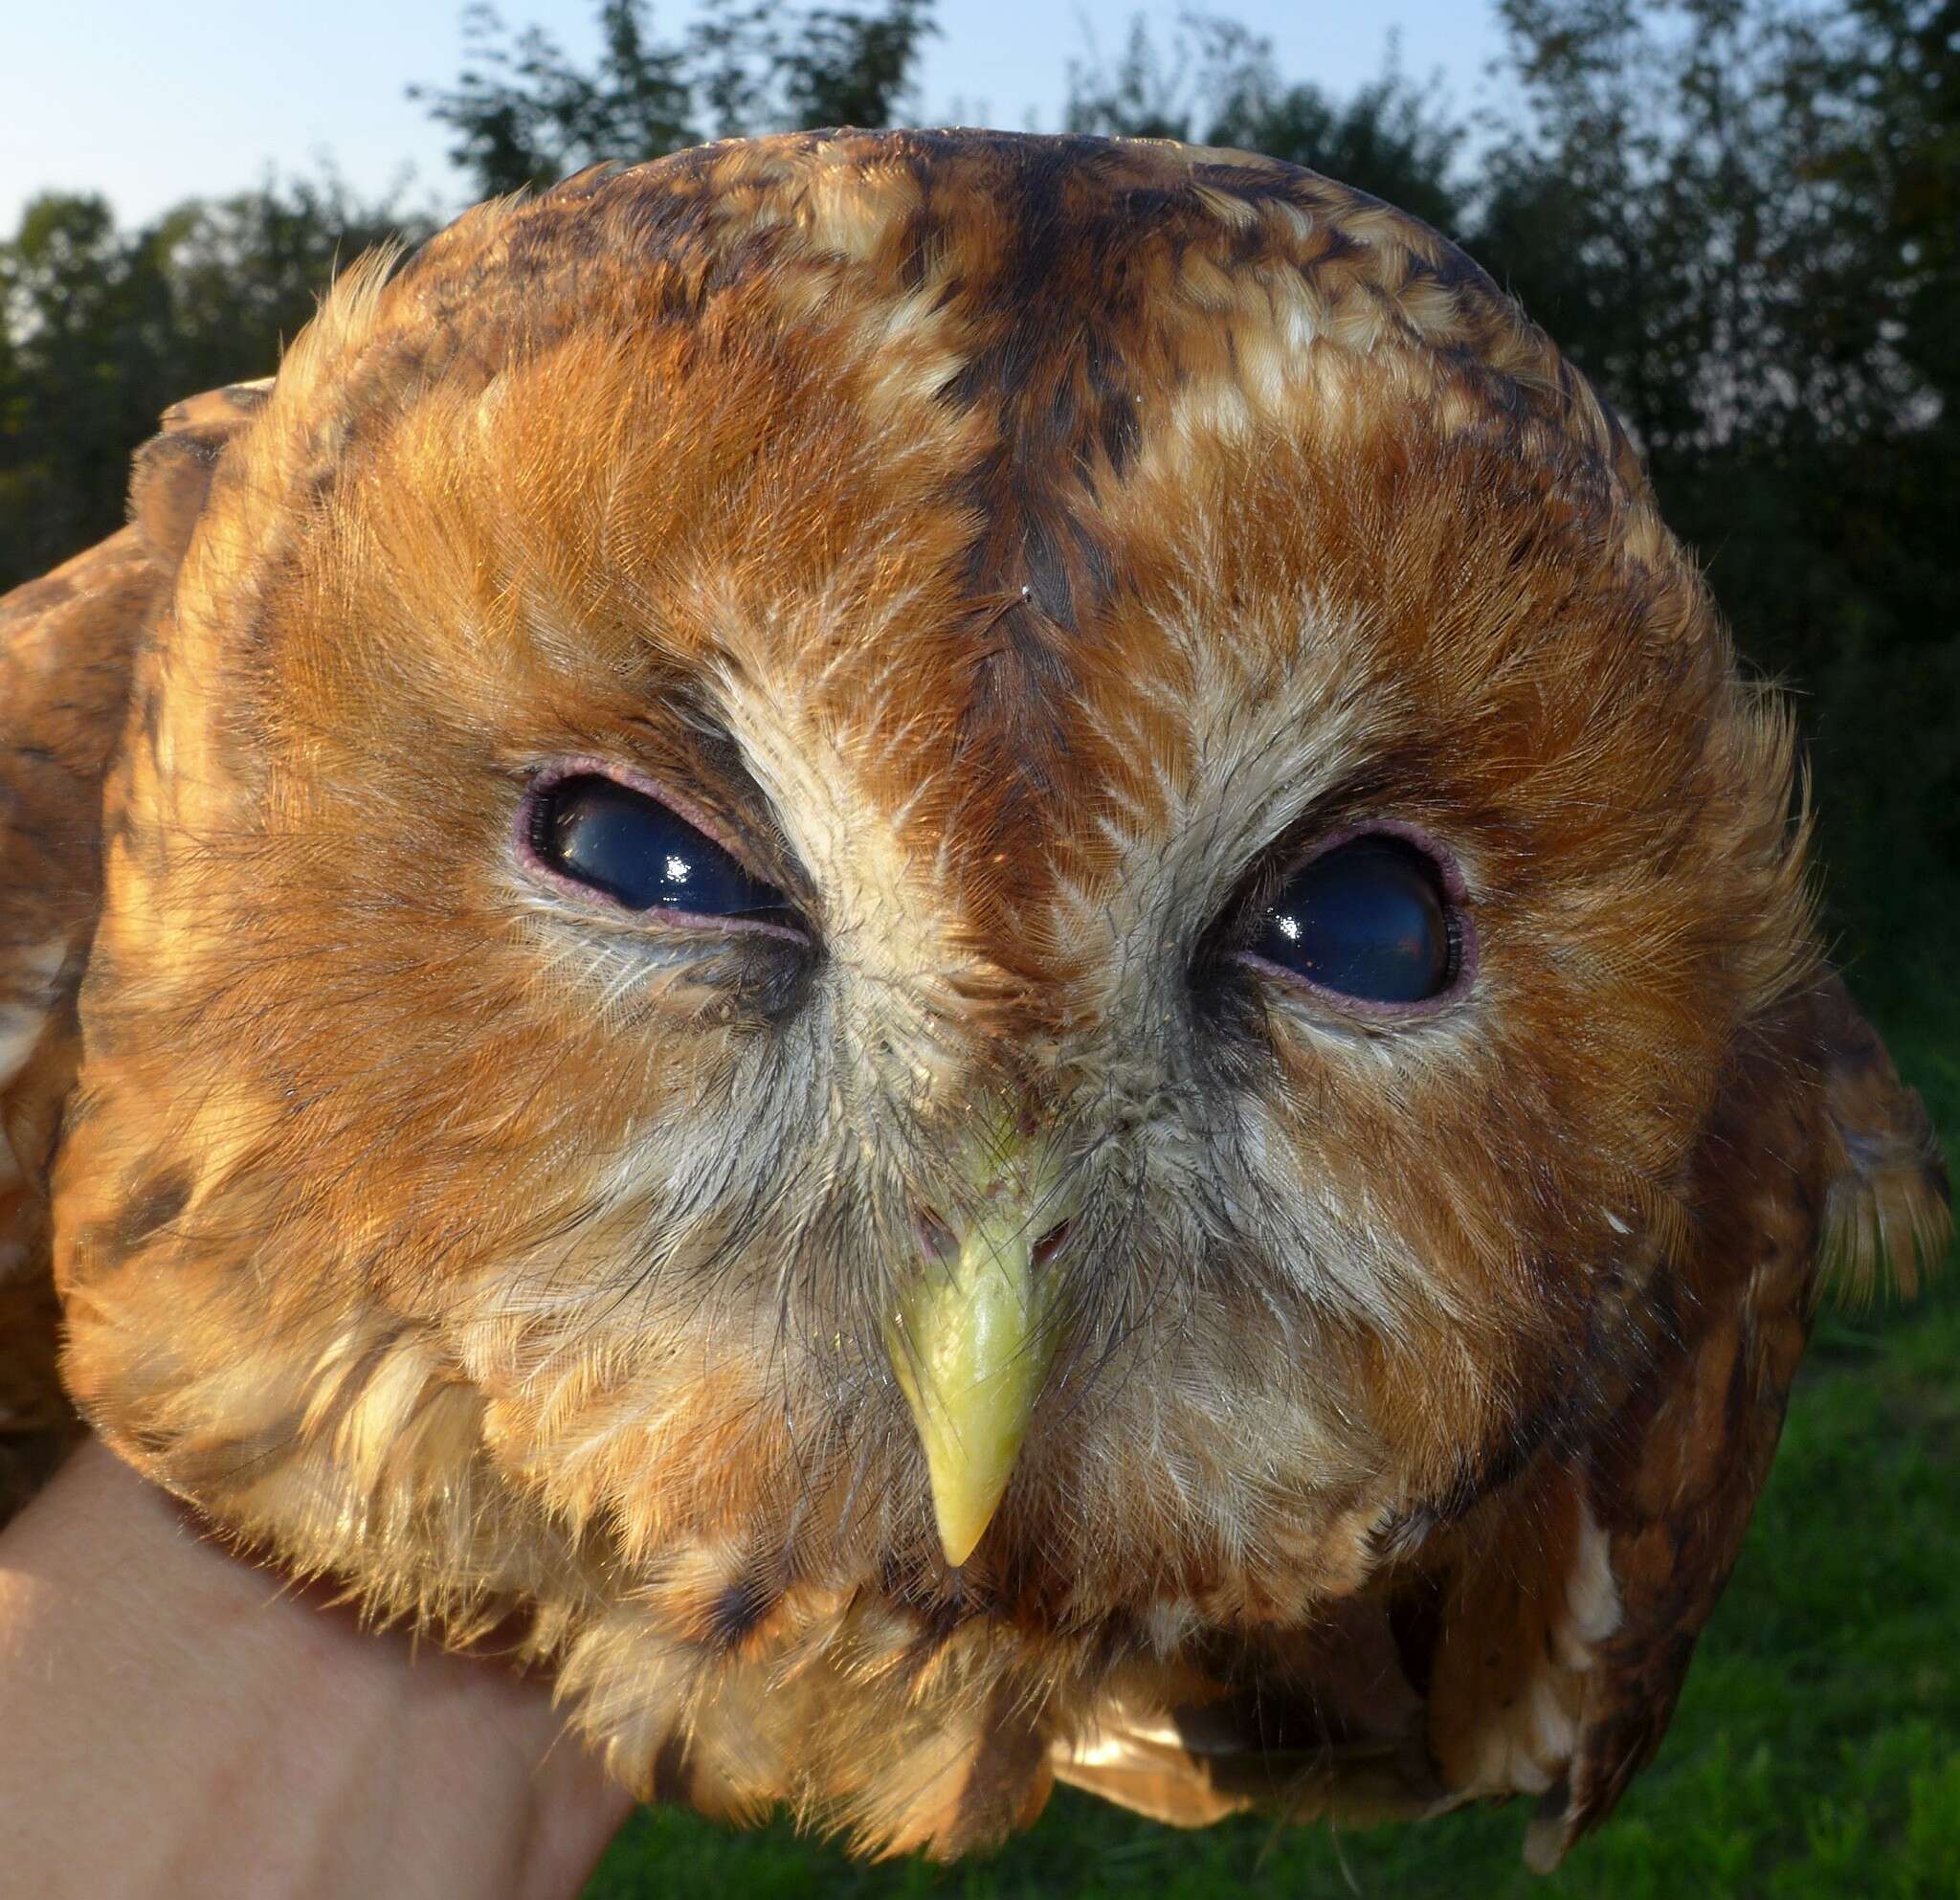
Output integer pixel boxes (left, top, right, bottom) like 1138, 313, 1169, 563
0, 131, 1947, 1865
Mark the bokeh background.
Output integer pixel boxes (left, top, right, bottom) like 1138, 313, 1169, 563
4, 3, 1954, 1893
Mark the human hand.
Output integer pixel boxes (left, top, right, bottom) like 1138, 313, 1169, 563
0, 1440, 633, 1900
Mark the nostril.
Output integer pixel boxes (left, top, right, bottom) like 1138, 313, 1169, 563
1033, 1219, 1070, 1266
914, 1207, 959, 1262
912, 1209, 1071, 1265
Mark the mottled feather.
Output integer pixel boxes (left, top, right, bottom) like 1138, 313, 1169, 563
0, 132, 1946, 1865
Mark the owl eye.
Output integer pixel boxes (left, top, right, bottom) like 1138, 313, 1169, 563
528, 772, 804, 933
1245, 834, 1458, 1005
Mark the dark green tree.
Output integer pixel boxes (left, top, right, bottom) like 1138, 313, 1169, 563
408, 2, 698, 196
0, 176, 421, 591
411, 0, 938, 198
1065, 16, 1467, 234
0, 195, 171, 577
1476, 0, 1959, 1007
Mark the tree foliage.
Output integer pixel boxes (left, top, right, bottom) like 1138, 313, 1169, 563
410, 0, 937, 196
0, 175, 424, 592
1472, 0, 1959, 998
1065, 16, 1467, 234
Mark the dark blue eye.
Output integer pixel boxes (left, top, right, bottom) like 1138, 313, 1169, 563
1250, 836, 1456, 1004
531, 774, 801, 929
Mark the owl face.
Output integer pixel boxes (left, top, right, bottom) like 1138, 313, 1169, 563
55, 134, 1811, 1670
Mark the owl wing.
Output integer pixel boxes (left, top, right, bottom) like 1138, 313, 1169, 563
1056, 973, 1949, 1865
0, 382, 267, 1512
1513, 972, 1949, 1865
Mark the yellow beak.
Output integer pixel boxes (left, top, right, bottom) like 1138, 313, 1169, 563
887, 1188, 1057, 1567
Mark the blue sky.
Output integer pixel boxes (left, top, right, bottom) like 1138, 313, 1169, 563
2, 2, 1510, 229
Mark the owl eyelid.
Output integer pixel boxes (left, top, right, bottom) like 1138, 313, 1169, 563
1268, 817, 1472, 905
515, 756, 813, 947
1233, 932, 1475, 1023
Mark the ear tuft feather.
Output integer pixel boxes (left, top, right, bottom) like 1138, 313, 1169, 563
129, 379, 272, 566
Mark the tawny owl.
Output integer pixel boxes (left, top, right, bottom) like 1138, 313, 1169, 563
0, 130, 1948, 1869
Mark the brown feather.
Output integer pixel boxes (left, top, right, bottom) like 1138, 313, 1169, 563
0, 131, 1942, 1865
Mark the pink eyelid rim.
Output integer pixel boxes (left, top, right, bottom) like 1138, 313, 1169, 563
1230, 818, 1480, 1021
515, 755, 812, 946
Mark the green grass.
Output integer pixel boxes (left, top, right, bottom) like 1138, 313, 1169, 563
586, 1017, 1958, 1900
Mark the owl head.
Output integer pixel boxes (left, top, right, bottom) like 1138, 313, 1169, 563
6, 130, 1943, 1862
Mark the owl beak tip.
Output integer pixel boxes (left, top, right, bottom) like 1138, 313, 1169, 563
933, 1485, 1007, 1570
887, 1199, 1056, 1569
918, 1405, 1028, 1567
